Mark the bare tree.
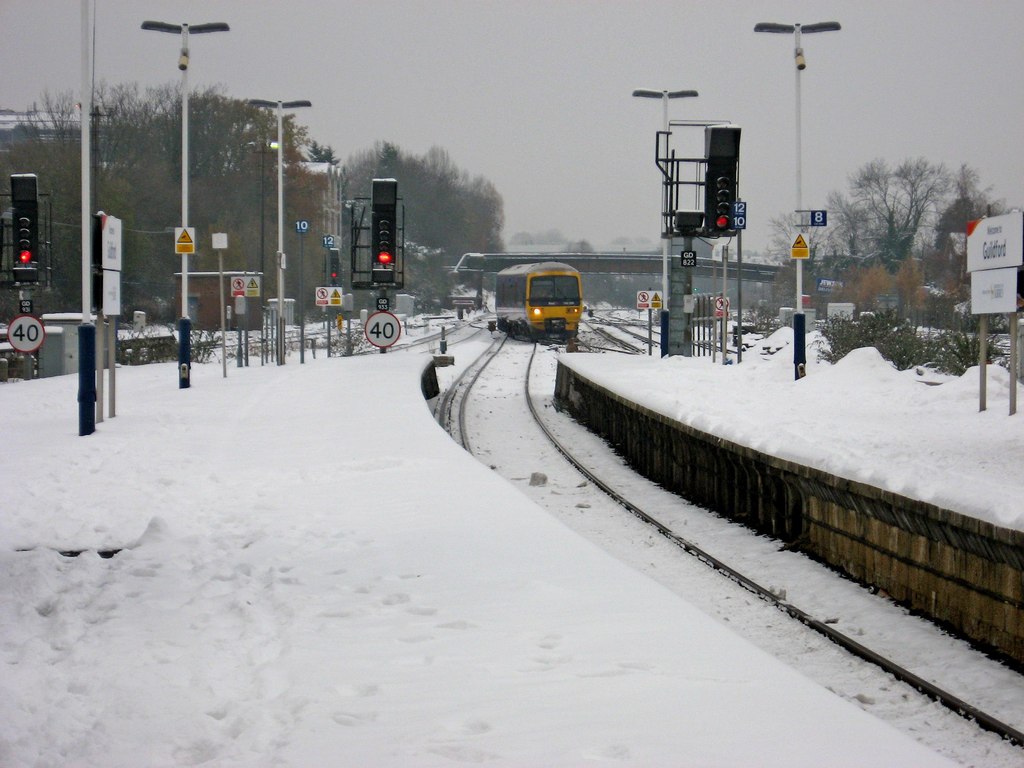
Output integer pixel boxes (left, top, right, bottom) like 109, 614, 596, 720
834, 157, 952, 271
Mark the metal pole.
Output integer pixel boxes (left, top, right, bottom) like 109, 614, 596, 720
721, 245, 728, 364
1010, 312, 1018, 416
218, 252, 227, 378
737, 229, 744, 363
979, 314, 988, 412
659, 94, 670, 357
299, 232, 305, 364
276, 103, 286, 365
793, 24, 806, 381
259, 147, 266, 365
79, 0, 97, 436
178, 24, 192, 389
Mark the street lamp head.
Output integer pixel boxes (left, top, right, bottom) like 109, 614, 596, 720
754, 22, 795, 33
802, 21, 841, 33
248, 99, 312, 111
141, 20, 183, 33
632, 88, 698, 100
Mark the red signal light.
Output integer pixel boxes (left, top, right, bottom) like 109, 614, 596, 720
715, 215, 730, 230
19, 249, 32, 264
377, 251, 393, 265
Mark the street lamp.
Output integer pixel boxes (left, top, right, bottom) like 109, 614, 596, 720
142, 20, 230, 389
754, 20, 840, 379
248, 99, 312, 365
632, 88, 698, 357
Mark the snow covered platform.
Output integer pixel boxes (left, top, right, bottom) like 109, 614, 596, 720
1, 355, 955, 766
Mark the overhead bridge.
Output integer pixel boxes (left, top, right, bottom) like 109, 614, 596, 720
452, 251, 780, 284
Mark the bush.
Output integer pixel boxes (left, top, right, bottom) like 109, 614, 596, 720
817, 311, 924, 370
816, 310, 995, 375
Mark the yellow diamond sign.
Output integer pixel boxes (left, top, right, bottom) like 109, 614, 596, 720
175, 227, 196, 254
791, 233, 809, 260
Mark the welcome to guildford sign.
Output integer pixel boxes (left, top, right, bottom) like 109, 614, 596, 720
966, 210, 1023, 414
967, 211, 1023, 313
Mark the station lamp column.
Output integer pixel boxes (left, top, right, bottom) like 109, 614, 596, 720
754, 20, 840, 379
632, 88, 698, 357
142, 19, 230, 388
248, 99, 312, 365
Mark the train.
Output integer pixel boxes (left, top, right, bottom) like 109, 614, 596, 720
494, 262, 583, 341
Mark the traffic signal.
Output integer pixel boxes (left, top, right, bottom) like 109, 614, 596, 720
11, 173, 39, 282
703, 125, 741, 235
328, 248, 340, 286
91, 212, 106, 311
371, 178, 398, 284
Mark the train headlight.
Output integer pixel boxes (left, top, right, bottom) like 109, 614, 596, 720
532, 308, 542, 316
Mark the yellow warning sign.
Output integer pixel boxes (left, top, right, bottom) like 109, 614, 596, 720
175, 227, 196, 254
791, 233, 810, 260
328, 288, 343, 306
651, 292, 663, 310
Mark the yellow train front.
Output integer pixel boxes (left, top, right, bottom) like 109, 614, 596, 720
495, 262, 583, 341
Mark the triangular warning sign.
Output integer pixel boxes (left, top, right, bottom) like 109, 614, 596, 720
247, 278, 258, 289
176, 229, 194, 246
330, 289, 342, 299
792, 234, 808, 249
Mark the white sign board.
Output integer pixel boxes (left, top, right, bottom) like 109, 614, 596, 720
102, 215, 123, 271
971, 266, 1019, 314
102, 269, 122, 316
315, 286, 345, 307
967, 211, 1023, 273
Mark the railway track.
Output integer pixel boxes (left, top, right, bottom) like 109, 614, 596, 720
440, 336, 1024, 758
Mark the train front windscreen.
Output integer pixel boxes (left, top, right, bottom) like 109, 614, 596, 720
529, 275, 580, 306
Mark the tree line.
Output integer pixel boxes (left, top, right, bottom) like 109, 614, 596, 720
0, 83, 505, 321
763, 159, 1007, 327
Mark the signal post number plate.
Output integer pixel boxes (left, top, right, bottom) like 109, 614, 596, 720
364, 310, 402, 349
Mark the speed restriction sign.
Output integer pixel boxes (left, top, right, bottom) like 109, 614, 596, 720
364, 310, 401, 349
7, 314, 46, 353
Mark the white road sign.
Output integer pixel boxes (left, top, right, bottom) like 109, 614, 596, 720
967, 211, 1023, 273
970, 266, 1019, 314
7, 314, 46, 353
364, 310, 402, 348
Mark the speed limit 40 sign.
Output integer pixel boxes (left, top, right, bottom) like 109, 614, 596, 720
364, 310, 401, 349
7, 314, 46, 353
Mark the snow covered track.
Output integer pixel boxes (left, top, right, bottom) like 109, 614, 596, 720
441, 338, 1024, 764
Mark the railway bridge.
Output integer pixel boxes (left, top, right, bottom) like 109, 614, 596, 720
452, 251, 781, 308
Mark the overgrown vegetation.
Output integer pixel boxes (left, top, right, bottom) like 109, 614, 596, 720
816, 310, 991, 375
0, 84, 504, 321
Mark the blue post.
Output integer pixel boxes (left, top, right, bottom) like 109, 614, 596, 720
78, 323, 96, 436
178, 317, 191, 388
659, 309, 670, 357
793, 312, 807, 379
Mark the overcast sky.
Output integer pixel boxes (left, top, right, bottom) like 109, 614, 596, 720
3, 0, 1022, 254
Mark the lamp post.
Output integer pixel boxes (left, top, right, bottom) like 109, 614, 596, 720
248, 139, 277, 365
248, 99, 312, 365
142, 19, 230, 388
632, 88, 698, 357
754, 20, 840, 379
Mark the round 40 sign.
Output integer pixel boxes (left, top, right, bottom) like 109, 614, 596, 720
7, 314, 46, 353
364, 310, 401, 349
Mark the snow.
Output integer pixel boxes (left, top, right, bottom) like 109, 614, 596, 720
0, 324, 1003, 766
562, 326, 1024, 531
